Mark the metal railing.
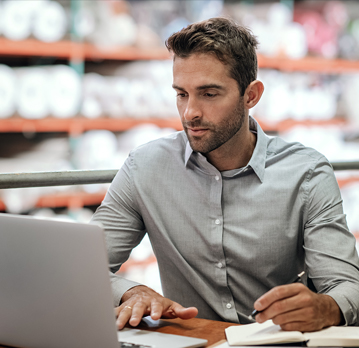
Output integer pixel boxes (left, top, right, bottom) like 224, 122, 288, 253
0, 169, 118, 189
0, 161, 359, 189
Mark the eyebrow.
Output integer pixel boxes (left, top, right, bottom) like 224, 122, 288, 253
172, 83, 225, 91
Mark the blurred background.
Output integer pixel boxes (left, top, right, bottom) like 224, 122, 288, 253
0, 0, 359, 293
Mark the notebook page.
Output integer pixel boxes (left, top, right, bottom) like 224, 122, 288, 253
225, 320, 305, 346
305, 326, 359, 347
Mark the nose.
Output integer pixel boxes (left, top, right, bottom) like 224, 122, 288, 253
183, 97, 202, 122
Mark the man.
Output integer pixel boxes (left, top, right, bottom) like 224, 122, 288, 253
91, 17, 359, 331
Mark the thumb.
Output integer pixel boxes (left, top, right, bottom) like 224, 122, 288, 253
171, 302, 198, 320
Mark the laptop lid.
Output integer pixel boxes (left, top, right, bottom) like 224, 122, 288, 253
0, 213, 119, 348
0, 213, 208, 348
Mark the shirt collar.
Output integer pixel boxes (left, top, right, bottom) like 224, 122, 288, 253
184, 116, 268, 182
246, 116, 267, 183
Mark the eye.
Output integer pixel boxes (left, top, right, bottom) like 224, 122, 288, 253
176, 93, 187, 98
204, 93, 217, 98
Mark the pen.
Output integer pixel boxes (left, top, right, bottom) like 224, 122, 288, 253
249, 271, 305, 320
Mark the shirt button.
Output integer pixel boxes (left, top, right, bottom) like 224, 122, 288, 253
217, 262, 223, 268
226, 303, 232, 309
215, 219, 220, 225
215, 175, 220, 181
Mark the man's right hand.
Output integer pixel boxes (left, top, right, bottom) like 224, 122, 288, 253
115, 285, 198, 329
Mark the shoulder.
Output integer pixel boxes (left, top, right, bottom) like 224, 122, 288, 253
266, 135, 329, 169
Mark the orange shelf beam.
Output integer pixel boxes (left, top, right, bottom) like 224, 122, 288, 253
0, 38, 359, 72
336, 177, 359, 188
257, 54, 359, 74
258, 117, 348, 133
0, 37, 171, 61
36, 191, 106, 209
0, 116, 348, 134
83, 42, 171, 61
0, 116, 183, 134
0, 192, 106, 212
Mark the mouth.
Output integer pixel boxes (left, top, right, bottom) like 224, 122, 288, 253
187, 128, 209, 136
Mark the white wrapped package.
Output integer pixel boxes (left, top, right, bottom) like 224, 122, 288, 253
48, 65, 82, 118
90, 6, 137, 48
0, 2, 2, 35
267, 2, 292, 27
72, 130, 119, 170
81, 73, 106, 118
282, 22, 308, 59
343, 74, 359, 126
1, 0, 33, 40
0, 64, 17, 119
81, 97, 102, 119
16, 67, 50, 119
32, 0, 67, 42
102, 76, 128, 118
73, 6, 96, 39
1, 187, 42, 214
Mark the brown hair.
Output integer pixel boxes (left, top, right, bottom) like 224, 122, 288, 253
165, 17, 259, 96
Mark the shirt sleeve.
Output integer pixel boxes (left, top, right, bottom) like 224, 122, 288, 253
303, 156, 359, 326
91, 153, 146, 306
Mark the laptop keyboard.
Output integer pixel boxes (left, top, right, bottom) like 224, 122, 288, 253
120, 342, 153, 348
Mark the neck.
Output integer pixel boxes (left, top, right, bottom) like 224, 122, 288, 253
205, 126, 257, 172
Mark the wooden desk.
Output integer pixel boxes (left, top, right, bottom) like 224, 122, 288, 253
0, 317, 237, 348
135, 316, 238, 347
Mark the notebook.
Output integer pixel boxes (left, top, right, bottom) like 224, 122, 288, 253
0, 213, 207, 348
225, 319, 359, 347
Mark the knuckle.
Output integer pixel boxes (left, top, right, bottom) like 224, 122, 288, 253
280, 322, 297, 331
297, 283, 306, 290
273, 287, 283, 298
272, 314, 285, 326
302, 294, 313, 306
273, 300, 285, 313
280, 322, 301, 331
135, 300, 148, 309
272, 316, 280, 325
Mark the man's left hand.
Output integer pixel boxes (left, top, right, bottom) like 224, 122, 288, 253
254, 283, 343, 331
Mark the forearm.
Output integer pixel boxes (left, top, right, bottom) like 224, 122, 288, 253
110, 272, 142, 306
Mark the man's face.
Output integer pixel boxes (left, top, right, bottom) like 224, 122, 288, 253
172, 53, 246, 155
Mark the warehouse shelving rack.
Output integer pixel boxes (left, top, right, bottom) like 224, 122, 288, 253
1, 38, 359, 210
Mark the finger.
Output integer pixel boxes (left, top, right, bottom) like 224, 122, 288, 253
170, 303, 198, 320
256, 292, 305, 323
281, 320, 327, 333
278, 314, 323, 333
116, 305, 134, 329
150, 301, 165, 320
129, 301, 150, 327
271, 307, 313, 327
254, 283, 304, 312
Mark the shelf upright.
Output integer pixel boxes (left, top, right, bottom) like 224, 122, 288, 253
69, 0, 85, 76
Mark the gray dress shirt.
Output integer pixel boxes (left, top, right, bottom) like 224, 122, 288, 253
91, 116, 359, 325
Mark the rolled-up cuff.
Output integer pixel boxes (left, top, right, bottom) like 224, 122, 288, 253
109, 272, 142, 307
326, 282, 359, 326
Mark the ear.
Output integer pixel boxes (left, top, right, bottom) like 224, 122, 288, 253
243, 80, 264, 110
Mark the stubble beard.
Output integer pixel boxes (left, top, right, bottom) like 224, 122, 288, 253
183, 100, 246, 155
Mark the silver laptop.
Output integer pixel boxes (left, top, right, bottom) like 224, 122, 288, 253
0, 213, 207, 348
